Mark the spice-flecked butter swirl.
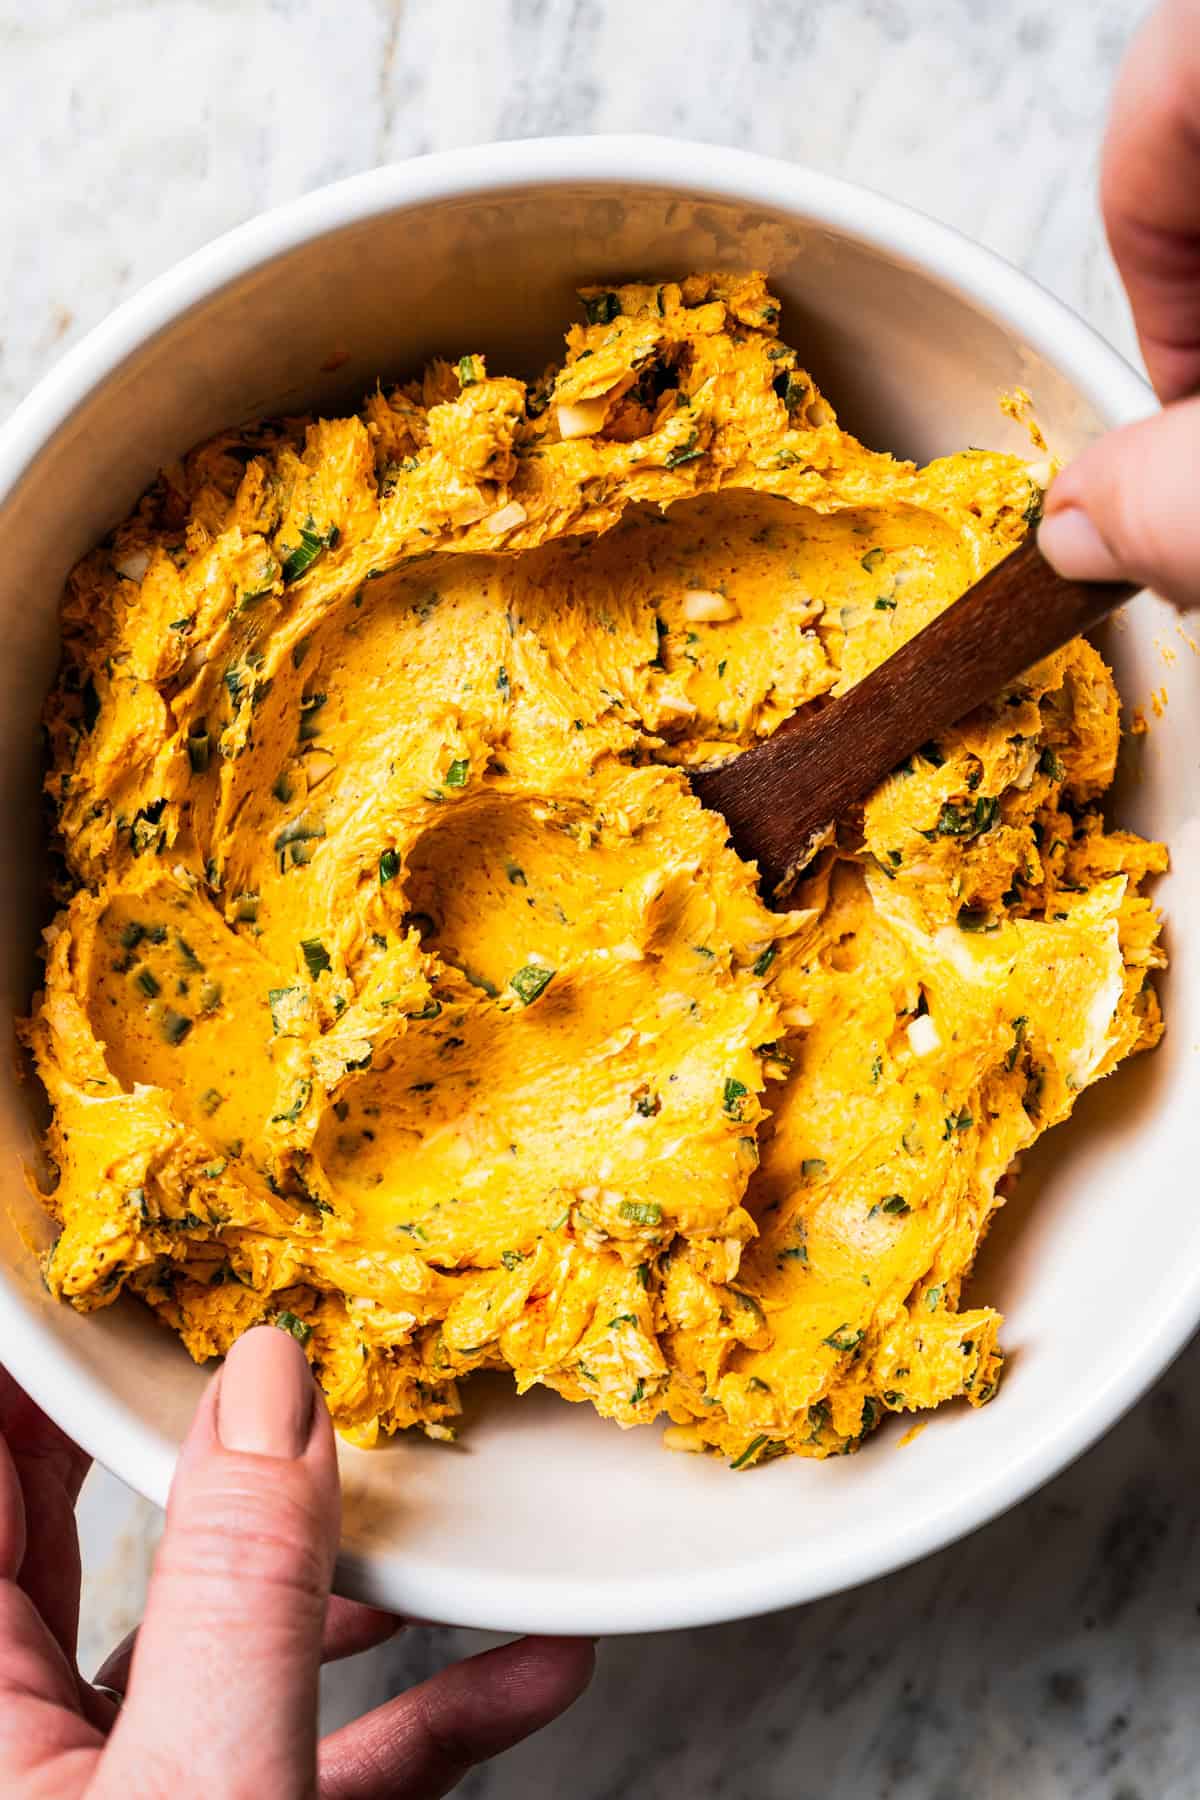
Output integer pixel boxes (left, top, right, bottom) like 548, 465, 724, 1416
26, 272, 1166, 1466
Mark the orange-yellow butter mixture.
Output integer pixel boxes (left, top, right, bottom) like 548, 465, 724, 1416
27, 273, 1166, 1465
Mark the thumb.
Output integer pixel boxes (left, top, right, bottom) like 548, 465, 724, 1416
101, 1325, 338, 1798
1038, 394, 1200, 608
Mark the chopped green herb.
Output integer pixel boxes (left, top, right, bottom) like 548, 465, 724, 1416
635, 1091, 661, 1118
723, 1077, 748, 1119
619, 1199, 662, 1227
233, 890, 259, 923
301, 937, 331, 980
457, 353, 482, 387
406, 999, 443, 1021
726, 1440, 773, 1468
199, 1087, 225, 1116
510, 964, 555, 1005
581, 291, 620, 325
379, 847, 401, 884
159, 1008, 192, 1046
874, 596, 897, 610
861, 547, 887, 572
631, 1377, 646, 1405
823, 1325, 865, 1353
801, 1157, 827, 1178
134, 966, 160, 998
956, 906, 998, 933
174, 933, 202, 971
635, 1262, 650, 1290
280, 520, 339, 584
444, 757, 469, 788
500, 1249, 530, 1272
1006, 1015, 1029, 1071
752, 944, 777, 977
881, 1194, 910, 1215
926, 1285, 944, 1311
275, 1310, 312, 1346
871, 1054, 883, 1083
1039, 745, 1066, 780
272, 1079, 311, 1124
496, 664, 510, 695
943, 1108, 974, 1139
608, 1312, 637, 1328
665, 430, 702, 468
298, 692, 328, 741
268, 986, 306, 1035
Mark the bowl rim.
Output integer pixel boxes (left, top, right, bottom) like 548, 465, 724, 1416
0, 134, 1180, 1637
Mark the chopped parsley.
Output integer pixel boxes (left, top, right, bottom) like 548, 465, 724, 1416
823, 1325, 865, 1353
723, 1077, 749, 1119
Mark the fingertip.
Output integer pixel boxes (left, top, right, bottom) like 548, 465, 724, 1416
1037, 505, 1122, 584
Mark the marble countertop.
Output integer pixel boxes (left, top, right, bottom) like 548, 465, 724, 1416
5, 0, 1192, 1794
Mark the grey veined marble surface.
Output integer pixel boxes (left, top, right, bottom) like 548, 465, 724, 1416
7, 1, 1196, 1795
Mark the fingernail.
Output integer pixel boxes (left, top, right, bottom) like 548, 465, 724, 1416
217, 1325, 314, 1458
1038, 506, 1120, 582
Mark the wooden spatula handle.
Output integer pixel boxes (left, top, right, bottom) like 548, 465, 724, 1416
691, 535, 1137, 895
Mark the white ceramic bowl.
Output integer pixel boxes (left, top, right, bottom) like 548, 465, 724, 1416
1, 137, 1196, 1637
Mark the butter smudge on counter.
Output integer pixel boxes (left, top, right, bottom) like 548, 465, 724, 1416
26, 273, 1166, 1466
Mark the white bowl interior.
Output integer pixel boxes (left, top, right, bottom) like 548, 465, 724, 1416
2, 150, 1197, 1633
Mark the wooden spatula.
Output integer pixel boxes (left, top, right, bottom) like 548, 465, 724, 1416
690, 535, 1136, 897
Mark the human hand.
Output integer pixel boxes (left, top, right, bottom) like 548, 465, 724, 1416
0, 1327, 593, 1797
1038, 0, 1200, 607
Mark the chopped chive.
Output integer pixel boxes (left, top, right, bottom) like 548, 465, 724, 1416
510, 964, 554, 1006
134, 966, 160, 998
457, 353, 482, 387
861, 547, 886, 572
280, 520, 339, 584
272, 1079, 312, 1124
823, 1325, 864, 1353
1006, 1016, 1029, 1071
199, 1087, 225, 1115
444, 757, 469, 788
752, 945, 777, 977
301, 937, 331, 980
881, 1194, 910, 1215
268, 986, 306, 1035
159, 1008, 192, 1046
379, 848, 400, 884
619, 1199, 662, 1227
